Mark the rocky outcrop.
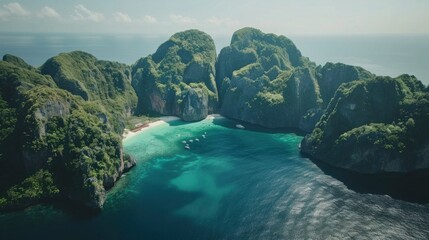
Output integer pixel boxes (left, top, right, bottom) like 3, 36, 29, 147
316, 62, 374, 106
123, 153, 137, 173
0, 54, 137, 211
20, 88, 74, 173
1, 29, 428, 211
40, 51, 137, 133
180, 87, 209, 121
216, 28, 321, 129
2, 54, 35, 71
301, 75, 429, 173
299, 108, 325, 133
132, 30, 218, 121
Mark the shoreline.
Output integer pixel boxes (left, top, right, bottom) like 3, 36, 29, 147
122, 116, 180, 141
122, 114, 224, 141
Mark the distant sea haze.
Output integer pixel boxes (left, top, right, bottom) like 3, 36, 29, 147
0, 33, 428, 85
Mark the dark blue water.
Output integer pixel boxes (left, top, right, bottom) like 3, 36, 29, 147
1, 117, 428, 239
0, 33, 428, 84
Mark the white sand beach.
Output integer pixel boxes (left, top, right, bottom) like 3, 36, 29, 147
122, 116, 180, 140
122, 114, 224, 141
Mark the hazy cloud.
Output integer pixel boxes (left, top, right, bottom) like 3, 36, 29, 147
71, 4, 104, 22
0, 0, 426, 35
142, 15, 157, 24
113, 12, 132, 23
169, 14, 197, 25
3, 2, 30, 16
207, 17, 239, 27
0, 10, 9, 21
37, 6, 60, 18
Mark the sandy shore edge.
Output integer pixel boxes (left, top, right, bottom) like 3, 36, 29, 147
122, 116, 179, 141
122, 114, 224, 141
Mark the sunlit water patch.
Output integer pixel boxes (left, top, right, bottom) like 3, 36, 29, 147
1, 116, 428, 240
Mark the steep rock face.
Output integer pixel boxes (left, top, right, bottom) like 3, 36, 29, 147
180, 87, 209, 121
216, 28, 321, 129
0, 56, 136, 211
132, 30, 218, 121
40, 51, 137, 133
0, 60, 58, 176
20, 89, 73, 173
316, 62, 374, 106
301, 75, 429, 173
299, 108, 325, 133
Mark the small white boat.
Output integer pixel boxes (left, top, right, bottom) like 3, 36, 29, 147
195, 138, 199, 142
236, 124, 245, 129
189, 139, 194, 143
184, 145, 190, 150
202, 134, 206, 138
182, 140, 187, 144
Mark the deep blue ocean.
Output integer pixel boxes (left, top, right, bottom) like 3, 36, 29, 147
0, 33, 428, 84
1, 117, 428, 239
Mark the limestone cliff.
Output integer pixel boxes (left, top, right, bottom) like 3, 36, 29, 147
316, 62, 375, 106
1, 29, 428, 211
216, 27, 322, 129
0, 55, 136, 211
40, 51, 137, 133
301, 75, 429, 173
132, 30, 218, 121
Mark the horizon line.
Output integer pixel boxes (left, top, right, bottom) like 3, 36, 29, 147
1, 30, 429, 38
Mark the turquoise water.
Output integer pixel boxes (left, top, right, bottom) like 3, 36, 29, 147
1, 117, 429, 239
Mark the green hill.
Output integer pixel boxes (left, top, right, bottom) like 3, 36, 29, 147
132, 30, 218, 121
301, 75, 429, 173
0, 54, 136, 211
216, 27, 322, 129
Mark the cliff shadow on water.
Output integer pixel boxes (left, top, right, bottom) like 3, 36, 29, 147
45, 199, 102, 219
0, 197, 102, 220
212, 117, 307, 136
304, 155, 429, 204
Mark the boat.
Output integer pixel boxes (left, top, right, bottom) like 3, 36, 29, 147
182, 140, 187, 144
195, 138, 199, 142
236, 124, 245, 129
184, 145, 190, 150
202, 134, 206, 139
189, 139, 194, 143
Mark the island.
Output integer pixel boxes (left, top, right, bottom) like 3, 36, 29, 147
0, 27, 428, 211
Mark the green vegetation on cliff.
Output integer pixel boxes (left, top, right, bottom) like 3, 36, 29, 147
0, 97, 16, 144
0, 170, 59, 209
316, 62, 375, 106
1, 28, 428, 211
301, 75, 429, 173
2, 54, 36, 71
217, 27, 321, 129
40, 51, 137, 133
132, 29, 218, 121
0, 53, 136, 211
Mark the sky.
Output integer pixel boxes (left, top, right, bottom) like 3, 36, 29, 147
0, 0, 428, 36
